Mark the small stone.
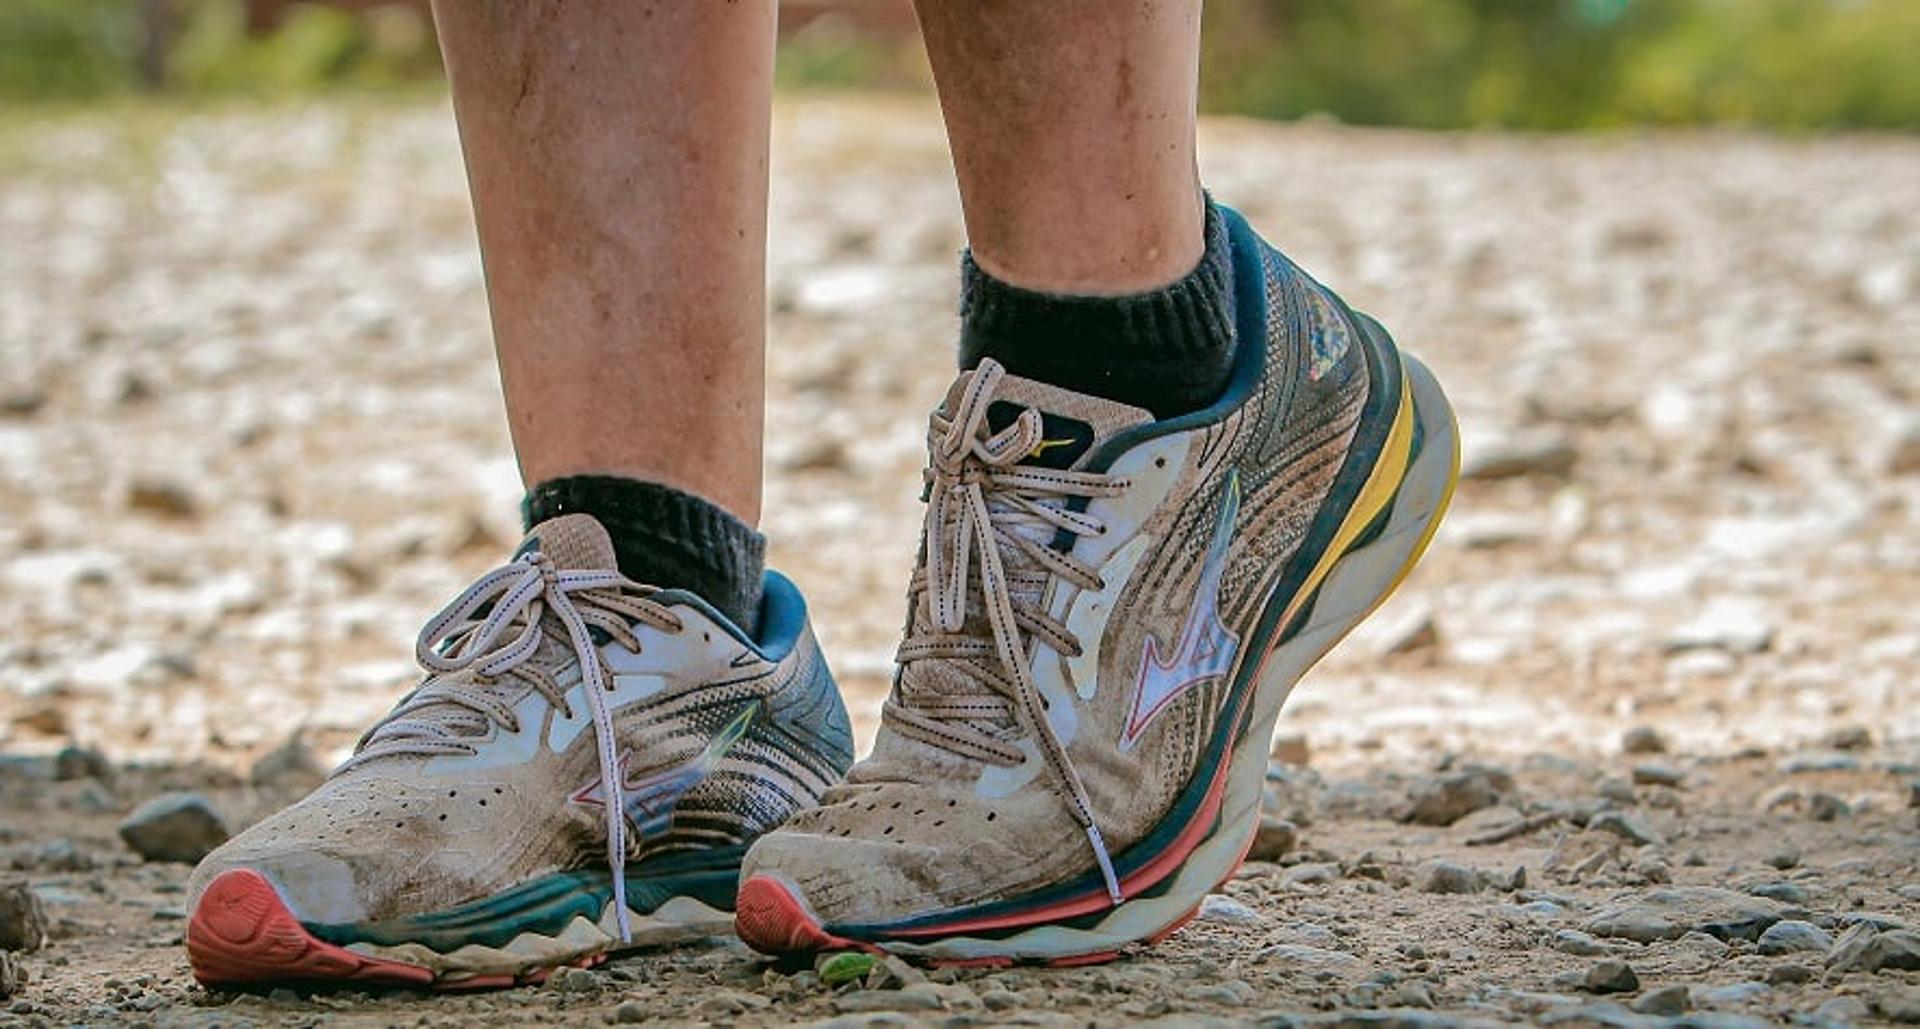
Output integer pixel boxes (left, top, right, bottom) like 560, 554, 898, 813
0, 881, 48, 952
612, 1000, 648, 1023
1864, 930, 1920, 972
1749, 881, 1809, 904
117, 793, 230, 863
1284, 862, 1339, 886
979, 990, 1020, 1012
1197, 894, 1261, 926
1808, 792, 1850, 821
1757, 920, 1832, 956
1463, 429, 1576, 480
1621, 727, 1668, 754
1877, 987, 1920, 1024
1551, 929, 1607, 957
0, 951, 23, 999
1415, 860, 1483, 895
267, 987, 299, 1003
1186, 979, 1256, 1007
553, 967, 599, 993
126, 479, 199, 519
1270, 732, 1311, 766
833, 989, 942, 1013
1630, 984, 1691, 1016
1822, 725, 1873, 751
1765, 963, 1814, 985
1248, 817, 1298, 862
1401, 770, 1500, 826
51, 744, 113, 784
1696, 982, 1769, 1007
1387, 981, 1435, 1009
249, 734, 326, 790
1597, 778, 1638, 804
1763, 848, 1800, 870
1588, 810, 1664, 847
1583, 959, 1639, 994
1816, 996, 1872, 1023
1630, 763, 1683, 787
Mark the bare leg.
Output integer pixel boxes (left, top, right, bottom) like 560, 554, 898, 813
912, 0, 1206, 294
432, 0, 777, 523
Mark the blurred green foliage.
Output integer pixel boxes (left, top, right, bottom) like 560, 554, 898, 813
0, 0, 1915, 130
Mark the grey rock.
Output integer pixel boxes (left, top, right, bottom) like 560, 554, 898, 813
833, 989, 942, 1013
1249, 816, 1299, 862
1766, 963, 1814, 985
552, 966, 599, 993
117, 792, 230, 863
249, 734, 326, 790
1621, 727, 1668, 754
1808, 791, 1851, 821
1815, 996, 1871, 1024
1876, 987, 1920, 1024
0, 881, 47, 952
1864, 930, 1920, 972
51, 744, 113, 784
612, 1000, 648, 1023
1401, 770, 1500, 826
1583, 959, 1640, 994
0, 952, 24, 1000
1597, 778, 1638, 805
1757, 919, 1832, 955
1779, 752, 1861, 774
1587, 811, 1664, 847
1749, 881, 1808, 904
1822, 725, 1872, 751
1586, 887, 1784, 943
1197, 894, 1261, 926
1550, 929, 1608, 956
1828, 923, 1879, 972
1463, 429, 1577, 480
1630, 763, 1683, 787
1186, 979, 1256, 1007
1415, 860, 1483, 895
1285, 863, 1340, 886
1763, 848, 1801, 870
1696, 981, 1769, 1007
1630, 983, 1691, 1015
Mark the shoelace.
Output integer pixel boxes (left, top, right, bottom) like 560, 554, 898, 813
886, 359, 1133, 904
336, 551, 681, 942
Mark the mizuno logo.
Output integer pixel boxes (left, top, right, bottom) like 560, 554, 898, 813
1027, 437, 1078, 459
1121, 470, 1242, 750
570, 703, 758, 840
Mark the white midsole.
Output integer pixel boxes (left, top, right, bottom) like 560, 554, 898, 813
882, 356, 1459, 962
345, 895, 733, 979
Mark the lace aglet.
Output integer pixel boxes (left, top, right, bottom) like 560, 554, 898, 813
1084, 823, 1124, 908
611, 863, 633, 943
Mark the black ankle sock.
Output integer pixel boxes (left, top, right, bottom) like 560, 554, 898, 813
957, 200, 1236, 419
522, 475, 765, 635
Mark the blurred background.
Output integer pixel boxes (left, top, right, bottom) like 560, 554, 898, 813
3, 0, 1918, 127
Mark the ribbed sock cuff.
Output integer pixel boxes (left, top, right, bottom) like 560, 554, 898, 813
957, 200, 1236, 419
522, 475, 765, 635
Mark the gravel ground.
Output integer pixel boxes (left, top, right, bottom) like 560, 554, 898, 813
0, 97, 1916, 1026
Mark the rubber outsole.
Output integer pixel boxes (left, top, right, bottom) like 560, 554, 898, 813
735, 347, 1459, 967
188, 869, 640, 989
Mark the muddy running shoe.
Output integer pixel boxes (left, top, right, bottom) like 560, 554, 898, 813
736, 206, 1458, 966
185, 514, 853, 988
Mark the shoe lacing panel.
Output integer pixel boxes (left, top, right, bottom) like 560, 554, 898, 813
885, 358, 1133, 904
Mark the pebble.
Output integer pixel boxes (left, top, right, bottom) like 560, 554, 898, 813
1587, 810, 1665, 847
1186, 979, 1256, 1007
1621, 727, 1668, 754
833, 989, 942, 1013
1749, 881, 1808, 904
1758, 920, 1833, 956
1551, 929, 1608, 957
1401, 769, 1501, 826
1877, 988, 1920, 1024
1807, 792, 1850, 821
1630, 983, 1691, 1015
0, 952, 24, 1000
1763, 848, 1801, 870
126, 479, 199, 519
1586, 887, 1784, 943
1597, 778, 1638, 804
1630, 763, 1683, 787
1248, 817, 1299, 862
249, 734, 327, 790
1415, 860, 1483, 895
117, 792, 230, 863
1583, 959, 1640, 994
1197, 894, 1261, 926
612, 1000, 648, 1023
1766, 963, 1814, 985
51, 745, 113, 784
1462, 429, 1577, 480
1696, 982, 1769, 1007
1815, 996, 1872, 1023
1863, 930, 1920, 972
0, 881, 47, 953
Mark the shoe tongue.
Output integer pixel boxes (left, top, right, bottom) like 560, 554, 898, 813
945, 368, 1153, 471
517, 513, 619, 572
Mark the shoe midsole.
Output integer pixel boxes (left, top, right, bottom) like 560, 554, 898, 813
302, 845, 745, 955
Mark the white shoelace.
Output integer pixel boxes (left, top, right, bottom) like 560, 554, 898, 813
340, 551, 680, 942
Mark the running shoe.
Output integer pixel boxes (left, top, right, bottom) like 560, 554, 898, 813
186, 513, 853, 987
735, 205, 1458, 966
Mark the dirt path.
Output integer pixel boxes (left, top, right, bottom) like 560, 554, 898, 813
1, 98, 1916, 1025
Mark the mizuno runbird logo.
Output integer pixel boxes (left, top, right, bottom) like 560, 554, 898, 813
570, 703, 758, 839
1122, 470, 1242, 749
